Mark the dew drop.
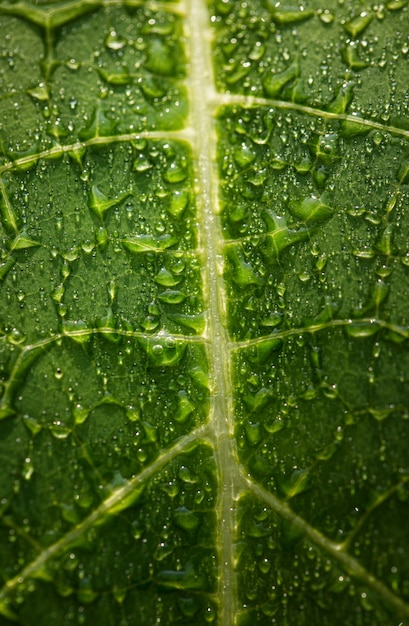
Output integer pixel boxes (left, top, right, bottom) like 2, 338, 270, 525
133, 153, 152, 172
346, 321, 380, 338
164, 162, 187, 183
158, 289, 186, 304
168, 189, 189, 218
105, 30, 126, 51
23, 457, 34, 481
174, 507, 199, 532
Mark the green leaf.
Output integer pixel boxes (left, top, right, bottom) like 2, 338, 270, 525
1, 1, 409, 625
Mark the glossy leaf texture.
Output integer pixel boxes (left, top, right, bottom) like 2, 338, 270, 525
0, 0, 409, 624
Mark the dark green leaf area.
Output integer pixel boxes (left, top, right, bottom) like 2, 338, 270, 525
2, 140, 195, 245
5, 333, 208, 458
235, 494, 404, 625
0, 445, 218, 626
57, 247, 203, 337
0, 334, 210, 558
218, 106, 409, 340
0, 246, 61, 346
234, 328, 409, 545
0, 4, 187, 158
0, 16, 45, 164
54, 5, 187, 137
0, 141, 201, 343
209, 0, 409, 121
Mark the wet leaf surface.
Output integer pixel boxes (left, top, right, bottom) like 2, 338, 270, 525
1, 1, 409, 624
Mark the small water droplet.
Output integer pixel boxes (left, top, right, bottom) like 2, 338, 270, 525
105, 30, 126, 51
23, 457, 34, 481
168, 189, 189, 218
158, 289, 186, 304
164, 161, 187, 183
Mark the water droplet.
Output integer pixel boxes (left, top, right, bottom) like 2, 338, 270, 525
97, 226, 109, 249
178, 465, 197, 484
346, 321, 380, 338
174, 391, 195, 424
156, 566, 206, 590
177, 596, 201, 619
262, 61, 299, 98
168, 189, 189, 218
227, 247, 261, 287
77, 578, 98, 604
73, 404, 90, 425
23, 457, 34, 481
288, 196, 333, 225
174, 507, 199, 532
79, 109, 117, 141
27, 83, 49, 102
386, 0, 409, 9
368, 407, 393, 421
352, 247, 375, 259
266, 4, 315, 24
343, 12, 373, 38
8, 231, 40, 252
341, 44, 369, 70
244, 421, 262, 446
88, 185, 127, 221
154, 267, 181, 287
62, 320, 92, 343
50, 421, 71, 439
133, 153, 152, 172
204, 604, 216, 623
375, 224, 394, 256
105, 30, 126, 51
136, 448, 148, 463
62, 248, 79, 263
279, 468, 310, 498
138, 336, 186, 367
318, 9, 335, 24
233, 142, 256, 168
123, 233, 178, 253
145, 39, 176, 77
164, 161, 187, 183
167, 313, 206, 334
252, 338, 282, 364
158, 289, 186, 304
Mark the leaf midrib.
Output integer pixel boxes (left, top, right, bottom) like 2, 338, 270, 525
187, 0, 242, 623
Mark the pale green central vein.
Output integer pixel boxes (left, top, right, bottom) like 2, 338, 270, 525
187, 1, 239, 624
